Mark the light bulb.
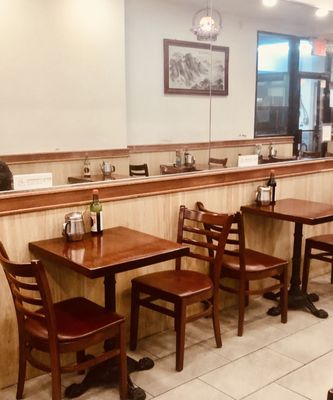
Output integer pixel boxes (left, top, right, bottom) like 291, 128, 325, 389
262, 0, 278, 7
199, 15, 216, 33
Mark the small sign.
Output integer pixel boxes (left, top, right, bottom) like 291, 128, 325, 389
13, 173, 53, 190
322, 124, 332, 142
238, 154, 259, 167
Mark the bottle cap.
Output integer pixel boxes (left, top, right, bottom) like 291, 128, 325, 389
92, 189, 99, 195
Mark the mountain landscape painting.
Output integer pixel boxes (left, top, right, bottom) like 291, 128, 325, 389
164, 39, 229, 96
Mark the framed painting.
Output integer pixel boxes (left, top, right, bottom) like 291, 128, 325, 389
163, 39, 229, 96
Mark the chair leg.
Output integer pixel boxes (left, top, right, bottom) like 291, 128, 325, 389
16, 339, 26, 399
50, 356, 62, 400
118, 322, 128, 400
302, 241, 311, 293
330, 257, 333, 284
280, 268, 288, 324
212, 296, 222, 348
76, 350, 85, 374
245, 280, 249, 307
175, 302, 186, 371
237, 280, 246, 336
130, 284, 140, 351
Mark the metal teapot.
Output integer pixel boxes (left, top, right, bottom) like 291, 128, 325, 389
255, 186, 271, 206
62, 212, 85, 241
184, 152, 195, 166
100, 161, 115, 177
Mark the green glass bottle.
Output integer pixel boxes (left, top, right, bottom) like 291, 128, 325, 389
90, 189, 103, 234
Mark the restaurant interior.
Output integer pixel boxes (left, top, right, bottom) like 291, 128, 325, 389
1, 0, 333, 399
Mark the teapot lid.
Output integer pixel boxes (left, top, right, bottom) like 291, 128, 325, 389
65, 211, 83, 220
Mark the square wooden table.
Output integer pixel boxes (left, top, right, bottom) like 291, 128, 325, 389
241, 198, 333, 318
29, 226, 189, 311
29, 226, 189, 399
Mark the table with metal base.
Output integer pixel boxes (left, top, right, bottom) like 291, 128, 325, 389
30, 227, 189, 399
241, 198, 333, 318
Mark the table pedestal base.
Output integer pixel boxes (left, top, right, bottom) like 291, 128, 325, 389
64, 356, 154, 400
264, 287, 328, 319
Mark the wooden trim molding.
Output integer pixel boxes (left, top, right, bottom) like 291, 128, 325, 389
1, 137, 293, 164
0, 158, 332, 217
128, 136, 294, 153
2, 149, 129, 165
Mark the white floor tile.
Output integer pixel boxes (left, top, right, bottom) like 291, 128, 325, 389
242, 382, 309, 400
152, 379, 233, 400
278, 350, 333, 400
131, 342, 229, 396
268, 317, 333, 363
200, 348, 301, 399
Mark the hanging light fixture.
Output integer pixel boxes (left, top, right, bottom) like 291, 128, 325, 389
191, 5, 222, 41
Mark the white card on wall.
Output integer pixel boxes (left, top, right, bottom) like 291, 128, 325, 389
13, 173, 53, 190
322, 124, 332, 142
238, 154, 259, 167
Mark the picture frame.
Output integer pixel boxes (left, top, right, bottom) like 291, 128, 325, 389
163, 39, 229, 96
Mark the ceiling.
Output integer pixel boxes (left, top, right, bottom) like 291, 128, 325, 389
286, 0, 333, 11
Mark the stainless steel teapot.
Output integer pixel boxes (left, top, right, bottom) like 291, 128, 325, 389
62, 212, 85, 241
255, 186, 271, 206
100, 161, 115, 177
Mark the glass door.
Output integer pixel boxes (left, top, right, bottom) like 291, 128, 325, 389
299, 77, 328, 152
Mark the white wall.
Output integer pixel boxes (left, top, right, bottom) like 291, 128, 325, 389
0, 0, 127, 154
0, 0, 329, 153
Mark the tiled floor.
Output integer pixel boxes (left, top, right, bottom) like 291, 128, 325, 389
2, 273, 333, 400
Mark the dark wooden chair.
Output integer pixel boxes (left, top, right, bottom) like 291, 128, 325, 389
130, 205, 233, 371
196, 202, 288, 336
302, 234, 333, 293
302, 151, 321, 158
209, 157, 228, 168
129, 163, 149, 177
0, 242, 128, 400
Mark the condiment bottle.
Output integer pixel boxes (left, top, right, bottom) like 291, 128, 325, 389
83, 154, 91, 177
267, 169, 276, 205
90, 189, 103, 234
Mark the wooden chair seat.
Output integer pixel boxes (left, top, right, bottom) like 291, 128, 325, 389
130, 205, 233, 371
0, 242, 128, 400
132, 270, 213, 299
26, 297, 123, 343
223, 249, 288, 276
302, 234, 333, 293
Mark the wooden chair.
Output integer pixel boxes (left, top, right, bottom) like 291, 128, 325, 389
208, 157, 228, 168
0, 242, 128, 400
302, 234, 333, 293
196, 202, 288, 336
129, 163, 149, 177
325, 152, 333, 157
302, 151, 321, 158
130, 205, 233, 371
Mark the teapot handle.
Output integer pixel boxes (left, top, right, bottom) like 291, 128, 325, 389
62, 221, 70, 239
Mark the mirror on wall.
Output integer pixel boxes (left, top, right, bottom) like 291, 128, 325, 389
0, 0, 333, 193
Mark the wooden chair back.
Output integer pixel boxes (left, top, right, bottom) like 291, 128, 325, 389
302, 151, 321, 158
129, 163, 149, 177
176, 205, 233, 284
208, 157, 228, 167
0, 242, 57, 348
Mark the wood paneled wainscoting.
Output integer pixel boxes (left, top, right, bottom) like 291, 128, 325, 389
0, 158, 333, 389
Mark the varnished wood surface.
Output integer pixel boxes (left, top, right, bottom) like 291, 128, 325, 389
2, 158, 333, 217
241, 198, 333, 225
68, 173, 129, 183
29, 226, 189, 279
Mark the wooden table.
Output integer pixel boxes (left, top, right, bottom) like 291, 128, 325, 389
29, 226, 189, 398
159, 163, 223, 175
29, 226, 188, 311
68, 173, 128, 183
241, 198, 333, 318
